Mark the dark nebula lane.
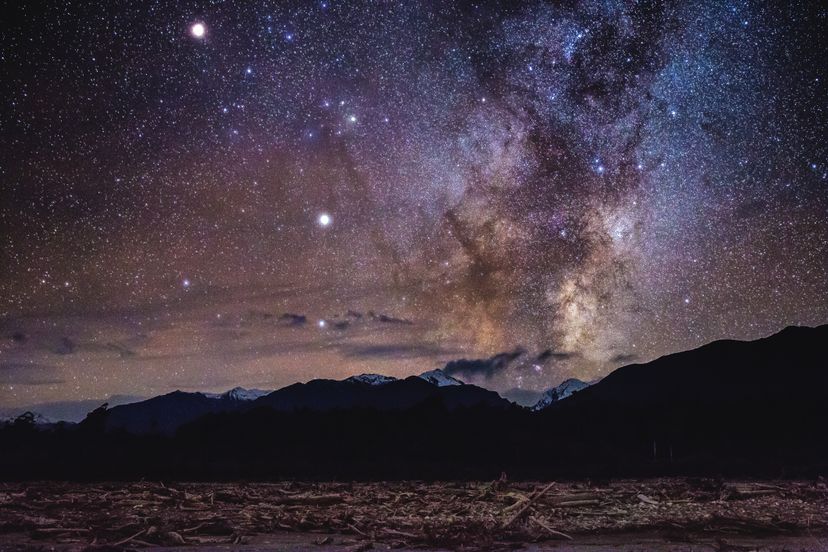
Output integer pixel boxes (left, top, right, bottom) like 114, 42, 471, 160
1, 0, 826, 406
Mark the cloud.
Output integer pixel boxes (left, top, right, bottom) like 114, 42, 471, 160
278, 313, 307, 327
0, 362, 64, 385
443, 349, 525, 380
333, 310, 415, 327
610, 353, 639, 364
104, 342, 137, 358
314, 310, 415, 333
370, 312, 414, 325
536, 349, 578, 362
54, 337, 76, 355
212, 310, 307, 329
339, 343, 457, 360
0, 394, 145, 423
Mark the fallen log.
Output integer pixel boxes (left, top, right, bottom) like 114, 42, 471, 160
270, 494, 344, 506
32, 527, 90, 534
112, 528, 146, 546
502, 482, 555, 528
545, 493, 602, 504
529, 516, 573, 540
637, 493, 659, 505
380, 527, 419, 539
555, 499, 601, 508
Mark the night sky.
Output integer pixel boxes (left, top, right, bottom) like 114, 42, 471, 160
1, 0, 826, 407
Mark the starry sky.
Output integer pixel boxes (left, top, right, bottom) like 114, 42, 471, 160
1, 0, 827, 407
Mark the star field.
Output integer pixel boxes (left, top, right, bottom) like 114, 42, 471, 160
1, 0, 826, 405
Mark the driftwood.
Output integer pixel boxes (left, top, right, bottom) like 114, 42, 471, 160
270, 493, 344, 505
546, 493, 602, 504
0, 479, 825, 550
111, 528, 146, 546
555, 499, 601, 507
32, 527, 90, 534
529, 515, 573, 540
501, 482, 555, 528
637, 493, 660, 505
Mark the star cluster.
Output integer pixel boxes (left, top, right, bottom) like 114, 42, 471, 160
1, 1, 826, 405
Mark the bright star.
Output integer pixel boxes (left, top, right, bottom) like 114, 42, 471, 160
182, 278, 191, 288
318, 319, 327, 328
190, 23, 206, 38
318, 213, 331, 227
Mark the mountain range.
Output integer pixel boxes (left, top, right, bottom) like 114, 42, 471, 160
558, 324, 827, 408
8, 323, 826, 431
0, 394, 144, 424
2, 324, 827, 479
1, 366, 502, 429
530, 378, 591, 411
98, 369, 507, 434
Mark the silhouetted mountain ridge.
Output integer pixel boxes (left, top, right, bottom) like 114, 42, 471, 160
557, 324, 827, 409
96, 324, 828, 435
102, 372, 511, 434
531, 378, 591, 410
104, 390, 245, 434
2, 324, 827, 479
255, 375, 507, 412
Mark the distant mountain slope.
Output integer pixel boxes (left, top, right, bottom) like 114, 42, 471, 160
418, 369, 463, 386
203, 387, 271, 401
0, 395, 144, 423
103, 391, 246, 434
501, 387, 543, 407
531, 378, 590, 410
253, 375, 507, 412
1, 411, 54, 426
100, 375, 509, 434
92, 325, 828, 442
103, 386, 274, 433
560, 325, 828, 409
7, 324, 828, 479
345, 374, 398, 385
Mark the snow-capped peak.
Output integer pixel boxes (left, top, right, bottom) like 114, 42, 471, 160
204, 387, 271, 401
345, 373, 398, 386
531, 378, 590, 411
418, 369, 464, 387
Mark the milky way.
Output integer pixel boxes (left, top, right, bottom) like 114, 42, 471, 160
1, 1, 826, 406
